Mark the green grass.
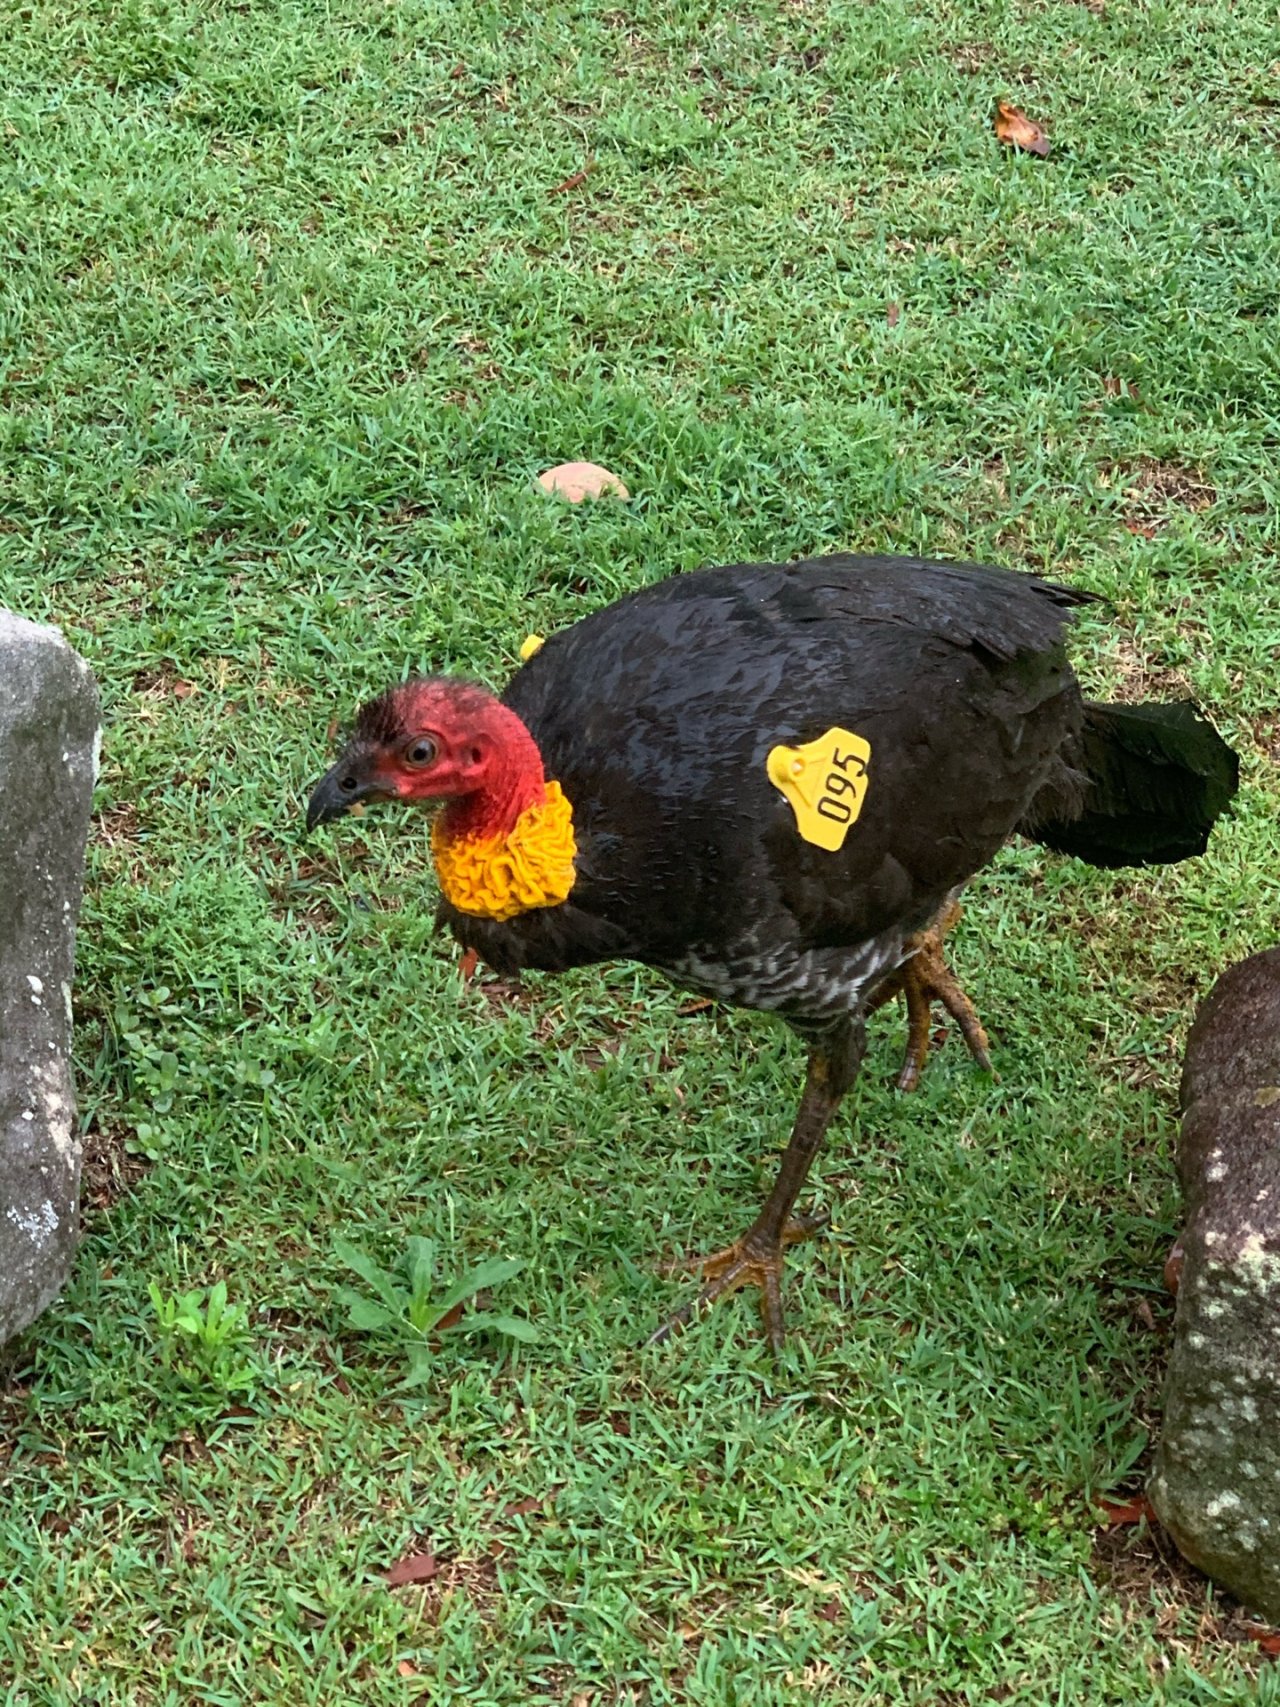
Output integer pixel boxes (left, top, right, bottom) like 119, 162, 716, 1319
3, 0, 1280, 1700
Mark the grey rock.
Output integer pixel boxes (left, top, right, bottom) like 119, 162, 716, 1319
1, 611, 100, 1345
1149, 948, 1280, 1622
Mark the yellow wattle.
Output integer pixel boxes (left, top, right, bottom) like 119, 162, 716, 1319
430, 780, 577, 921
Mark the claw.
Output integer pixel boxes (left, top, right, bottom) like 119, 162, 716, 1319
869, 898, 994, 1091
646, 1210, 831, 1353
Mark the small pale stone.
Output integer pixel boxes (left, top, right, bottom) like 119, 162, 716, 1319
536, 461, 630, 503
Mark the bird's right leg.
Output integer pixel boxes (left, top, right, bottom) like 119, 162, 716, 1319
866, 896, 993, 1093
647, 1016, 865, 1357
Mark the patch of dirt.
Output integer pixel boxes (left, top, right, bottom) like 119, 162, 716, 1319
1247, 715, 1280, 763
130, 663, 199, 700
949, 40, 996, 74
94, 799, 141, 846
1106, 458, 1216, 536
0, 1374, 31, 1464
80, 1118, 148, 1217
467, 969, 535, 1015
390, 1540, 502, 1624
577, 1034, 622, 1071
1092, 1513, 1275, 1670
265, 847, 376, 933
1098, 631, 1196, 705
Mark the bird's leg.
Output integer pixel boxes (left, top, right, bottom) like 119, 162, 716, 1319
867, 898, 993, 1093
647, 1018, 865, 1357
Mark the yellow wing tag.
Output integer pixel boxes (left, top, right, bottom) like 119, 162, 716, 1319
767, 727, 871, 852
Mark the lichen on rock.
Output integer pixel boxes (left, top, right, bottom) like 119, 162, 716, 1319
1150, 948, 1280, 1621
0, 610, 100, 1345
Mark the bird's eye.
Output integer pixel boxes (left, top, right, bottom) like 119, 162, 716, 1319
404, 738, 437, 767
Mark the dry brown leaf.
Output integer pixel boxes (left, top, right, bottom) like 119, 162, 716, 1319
578, 1030, 622, 1070
1095, 1494, 1156, 1528
1163, 1240, 1185, 1295
1243, 1624, 1280, 1658
474, 974, 524, 1012
1135, 1298, 1158, 1332
886, 300, 901, 328
550, 163, 593, 196
994, 100, 1051, 157
385, 1549, 440, 1587
397, 1660, 418, 1678
503, 1495, 547, 1519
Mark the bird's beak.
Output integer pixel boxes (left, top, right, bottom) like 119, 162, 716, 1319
306, 756, 383, 831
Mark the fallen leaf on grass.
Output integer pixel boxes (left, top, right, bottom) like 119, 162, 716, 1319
435, 1300, 465, 1333
1135, 1298, 1158, 1332
1164, 1240, 1185, 1294
677, 997, 714, 1016
886, 300, 901, 328
469, 973, 524, 1011
1244, 1624, 1280, 1658
385, 1549, 440, 1587
398, 1660, 418, 1678
550, 163, 593, 196
816, 1598, 843, 1622
1095, 1494, 1156, 1528
994, 100, 1051, 156
503, 1495, 548, 1519
580, 1037, 622, 1070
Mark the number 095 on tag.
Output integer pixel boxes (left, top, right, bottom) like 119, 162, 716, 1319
766, 727, 872, 852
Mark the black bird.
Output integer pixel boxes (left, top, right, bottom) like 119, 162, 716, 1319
307, 554, 1238, 1353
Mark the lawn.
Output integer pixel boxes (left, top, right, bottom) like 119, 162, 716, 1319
2, 0, 1280, 1700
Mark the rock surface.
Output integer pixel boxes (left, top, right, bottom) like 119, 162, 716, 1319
1149, 948, 1280, 1621
1, 611, 99, 1345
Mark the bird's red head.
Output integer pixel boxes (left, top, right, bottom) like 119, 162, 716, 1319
306, 677, 547, 844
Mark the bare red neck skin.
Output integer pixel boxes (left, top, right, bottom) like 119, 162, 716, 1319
436, 702, 547, 846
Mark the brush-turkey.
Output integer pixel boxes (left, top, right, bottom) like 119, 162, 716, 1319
307, 554, 1238, 1354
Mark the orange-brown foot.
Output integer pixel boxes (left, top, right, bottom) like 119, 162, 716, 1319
647, 1210, 830, 1355
869, 901, 993, 1093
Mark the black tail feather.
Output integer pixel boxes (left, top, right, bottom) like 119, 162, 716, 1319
1024, 700, 1239, 869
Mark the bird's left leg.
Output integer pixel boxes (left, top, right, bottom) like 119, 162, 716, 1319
866, 896, 993, 1093
647, 1017, 865, 1357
